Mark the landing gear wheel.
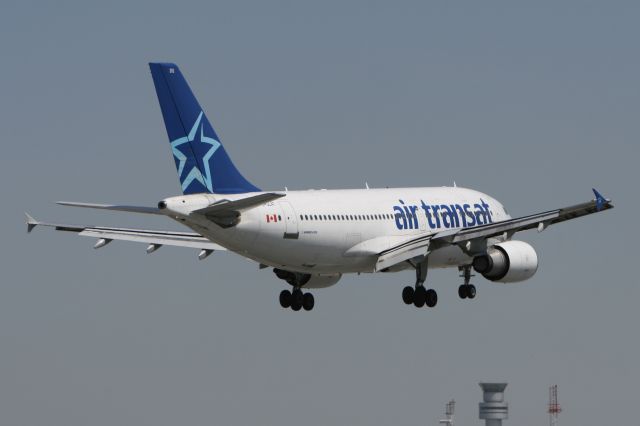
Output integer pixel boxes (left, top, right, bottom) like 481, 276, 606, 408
458, 265, 476, 300
402, 286, 415, 305
458, 285, 467, 299
467, 284, 476, 299
413, 286, 426, 308
302, 293, 315, 311
291, 289, 303, 311
279, 289, 292, 308
425, 289, 438, 308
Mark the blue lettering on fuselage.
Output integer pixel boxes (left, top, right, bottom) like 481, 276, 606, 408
393, 198, 493, 230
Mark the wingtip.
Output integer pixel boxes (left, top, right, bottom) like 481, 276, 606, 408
592, 188, 611, 211
25, 212, 38, 233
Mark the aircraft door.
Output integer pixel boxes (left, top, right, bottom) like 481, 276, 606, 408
279, 201, 299, 239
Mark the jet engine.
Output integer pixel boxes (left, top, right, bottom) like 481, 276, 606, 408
273, 269, 342, 288
472, 240, 538, 283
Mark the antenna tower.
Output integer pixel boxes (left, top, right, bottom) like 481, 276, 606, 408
548, 385, 562, 426
439, 399, 455, 426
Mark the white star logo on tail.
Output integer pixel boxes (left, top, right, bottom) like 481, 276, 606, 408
170, 111, 221, 192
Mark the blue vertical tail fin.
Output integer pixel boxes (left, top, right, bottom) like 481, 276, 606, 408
149, 63, 260, 194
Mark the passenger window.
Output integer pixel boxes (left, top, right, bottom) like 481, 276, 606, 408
278, 215, 282, 221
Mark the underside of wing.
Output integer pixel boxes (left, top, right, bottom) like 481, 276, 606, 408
375, 235, 432, 272
25, 213, 225, 257
373, 189, 613, 271
431, 189, 614, 250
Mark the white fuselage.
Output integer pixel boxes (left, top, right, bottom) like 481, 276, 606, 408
162, 186, 511, 275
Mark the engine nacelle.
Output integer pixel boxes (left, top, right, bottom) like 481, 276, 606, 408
472, 240, 538, 283
273, 269, 342, 288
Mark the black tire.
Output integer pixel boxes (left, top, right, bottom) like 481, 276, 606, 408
413, 286, 426, 308
302, 293, 315, 311
425, 289, 438, 308
279, 289, 292, 308
402, 286, 414, 305
291, 289, 303, 311
458, 285, 467, 299
467, 284, 476, 299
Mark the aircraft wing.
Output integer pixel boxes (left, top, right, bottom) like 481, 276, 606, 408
375, 235, 432, 272
375, 189, 613, 272
25, 213, 225, 256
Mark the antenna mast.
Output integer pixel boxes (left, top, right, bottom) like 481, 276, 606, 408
439, 399, 455, 426
548, 385, 562, 426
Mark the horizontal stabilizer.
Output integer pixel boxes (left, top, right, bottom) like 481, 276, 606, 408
193, 192, 285, 216
57, 202, 166, 215
25, 212, 39, 233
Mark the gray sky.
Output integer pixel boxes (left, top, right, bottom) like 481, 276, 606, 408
1, 1, 638, 425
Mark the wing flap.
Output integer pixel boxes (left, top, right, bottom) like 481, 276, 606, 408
375, 236, 431, 272
78, 229, 222, 249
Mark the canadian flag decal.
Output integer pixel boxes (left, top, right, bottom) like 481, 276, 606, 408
266, 214, 278, 223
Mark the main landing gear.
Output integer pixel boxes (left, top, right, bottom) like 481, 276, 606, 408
458, 265, 476, 300
273, 268, 315, 311
279, 288, 315, 311
402, 257, 438, 308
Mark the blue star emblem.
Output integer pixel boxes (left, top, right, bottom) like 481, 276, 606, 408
170, 111, 221, 192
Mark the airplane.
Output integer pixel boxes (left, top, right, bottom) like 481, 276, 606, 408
25, 63, 614, 312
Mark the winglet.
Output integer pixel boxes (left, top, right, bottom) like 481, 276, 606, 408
25, 212, 39, 233
592, 188, 608, 211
